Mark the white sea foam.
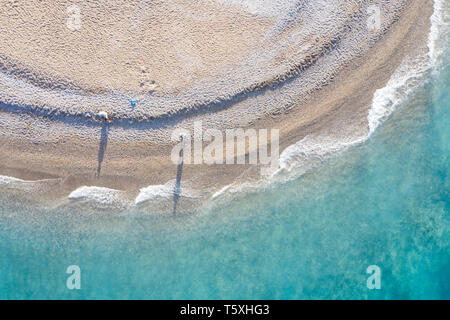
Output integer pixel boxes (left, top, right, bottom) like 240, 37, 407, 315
368, 0, 448, 135
210, 54, 430, 199
211, 1, 448, 202
275, 52, 431, 187
0, 175, 32, 191
135, 183, 174, 205
367, 55, 431, 135
278, 134, 367, 174
0, 175, 25, 184
212, 184, 232, 199
428, 0, 449, 67
135, 180, 202, 205
68, 186, 127, 207
0, 175, 62, 192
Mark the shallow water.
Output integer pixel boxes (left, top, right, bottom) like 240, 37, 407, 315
0, 56, 448, 299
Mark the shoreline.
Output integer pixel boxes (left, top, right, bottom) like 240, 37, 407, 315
0, 0, 435, 212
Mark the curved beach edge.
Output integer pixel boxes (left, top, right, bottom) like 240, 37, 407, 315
0, 0, 437, 214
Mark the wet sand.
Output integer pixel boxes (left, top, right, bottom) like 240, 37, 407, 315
0, 0, 434, 210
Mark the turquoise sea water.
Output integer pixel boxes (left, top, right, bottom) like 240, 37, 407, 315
1, 22, 449, 300
0, 60, 448, 299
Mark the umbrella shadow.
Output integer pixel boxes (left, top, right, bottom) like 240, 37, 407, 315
97, 122, 110, 177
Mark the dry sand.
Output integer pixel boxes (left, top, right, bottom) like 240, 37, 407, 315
0, 0, 434, 211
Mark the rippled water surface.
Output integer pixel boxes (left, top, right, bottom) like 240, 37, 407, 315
0, 59, 448, 299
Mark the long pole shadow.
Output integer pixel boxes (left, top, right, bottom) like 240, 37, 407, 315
97, 122, 110, 178
172, 139, 185, 215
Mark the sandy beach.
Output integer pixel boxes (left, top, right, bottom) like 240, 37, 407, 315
0, 0, 434, 211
